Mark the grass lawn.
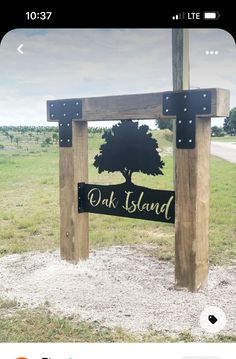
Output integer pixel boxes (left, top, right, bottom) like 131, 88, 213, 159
1, 299, 235, 343
0, 128, 235, 342
211, 135, 236, 143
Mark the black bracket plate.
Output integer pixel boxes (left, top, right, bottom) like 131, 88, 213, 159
78, 182, 86, 213
163, 90, 211, 149
47, 99, 82, 147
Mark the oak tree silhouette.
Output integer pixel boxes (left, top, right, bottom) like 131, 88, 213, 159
94, 120, 165, 184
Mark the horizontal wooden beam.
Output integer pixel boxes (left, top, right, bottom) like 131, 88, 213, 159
47, 88, 229, 122
212, 88, 230, 117
82, 92, 163, 121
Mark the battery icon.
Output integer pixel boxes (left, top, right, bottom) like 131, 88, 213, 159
204, 11, 220, 20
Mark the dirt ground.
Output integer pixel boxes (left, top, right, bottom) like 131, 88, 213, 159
0, 245, 235, 337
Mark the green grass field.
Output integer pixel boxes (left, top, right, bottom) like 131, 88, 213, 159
0, 127, 235, 342
0, 299, 235, 343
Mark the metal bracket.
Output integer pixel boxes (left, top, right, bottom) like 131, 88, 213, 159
47, 99, 82, 147
163, 90, 211, 149
78, 182, 85, 213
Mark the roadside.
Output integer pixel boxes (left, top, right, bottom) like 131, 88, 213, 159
211, 141, 236, 163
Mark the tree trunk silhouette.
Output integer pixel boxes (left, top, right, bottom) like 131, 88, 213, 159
122, 169, 133, 184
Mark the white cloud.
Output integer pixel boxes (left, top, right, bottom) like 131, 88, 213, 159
0, 28, 235, 127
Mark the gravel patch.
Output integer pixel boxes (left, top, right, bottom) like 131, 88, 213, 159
0, 246, 235, 336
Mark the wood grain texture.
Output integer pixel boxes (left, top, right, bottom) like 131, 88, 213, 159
59, 147, 74, 260
47, 89, 229, 123
59, 121, 88, 262
175, 117, 211, 292
172, 29, 190, 188
173, 29, 210, 292
73, 121, 89, 261
172, 29, 189, 91
214, 88, 230, 117
82, 92, 164, 121
81, 89, 229, 121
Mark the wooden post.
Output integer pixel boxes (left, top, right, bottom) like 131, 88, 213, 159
173, 29, 210, 291
172, 29, 189, 91
59, 120, 89, 262
48, 87, 228, 278
73, 121, 89, 260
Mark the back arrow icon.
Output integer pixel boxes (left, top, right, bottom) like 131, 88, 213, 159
17, 44, 24, 54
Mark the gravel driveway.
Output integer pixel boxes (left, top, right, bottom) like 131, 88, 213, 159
0, 246, 235, 337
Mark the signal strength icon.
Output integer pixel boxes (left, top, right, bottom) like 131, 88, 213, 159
172, 12, 185, 20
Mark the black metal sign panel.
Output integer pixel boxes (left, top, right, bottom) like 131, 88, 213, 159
78, 183, 175, 223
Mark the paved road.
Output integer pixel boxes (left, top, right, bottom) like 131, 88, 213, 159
211, 141, 236, 163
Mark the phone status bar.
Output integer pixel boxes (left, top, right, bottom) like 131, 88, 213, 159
172, 11, 220, 21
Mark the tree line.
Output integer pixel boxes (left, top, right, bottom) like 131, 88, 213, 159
0, 126, 109, 148
156, 107, 236, 136
1, 106, 236, 142
0, 126, 107, 134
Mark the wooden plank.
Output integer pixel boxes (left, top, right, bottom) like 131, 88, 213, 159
195, 117, 211, 288
73, 120, 89, 261
59, 121, 88, 262
81, 89, 229, 121
59, 147, 74, 260
47, 89, 229, 123
175, 117, 211, 291
172, 29, 189, 91
172, 29, 189, 186
82, 92, 164, 121
213, 88, 230, 117
173, 29, 211, 292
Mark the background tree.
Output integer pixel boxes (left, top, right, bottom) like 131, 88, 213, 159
155, 118, 173, 131
41, 136, 53, 147
211, 126, 224, 137
15, 137, 20, 147
223, 107, 236, 135
52, 132, 59, 144
94, 120, 164, 184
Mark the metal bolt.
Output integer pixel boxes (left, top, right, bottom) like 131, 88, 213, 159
178, 139, 182, 142
184, 108, 187, 112
189, 139, 192, 142
60, 139, 63, 142
179, 120, 182, 124
184, 95, 187, 99
76, 113, 79, 116
67, 139, 70, 142
50, 104, 54, 107
63, 113, 66, 117
63, 103, 66, 106
189, 120, 192, 123
76, 102, 79, 105
166, 96, 169, 100
165, 109, 169, 112
51, 114, 54, 118
60, 123, 63, 127
203, 107, 206, 111
203, 94, 207, 97
67, 123, 70, 127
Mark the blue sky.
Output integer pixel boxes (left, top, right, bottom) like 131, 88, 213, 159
0, 28, 235, 128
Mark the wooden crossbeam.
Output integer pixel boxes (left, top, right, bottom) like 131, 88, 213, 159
47, 88, 229, 123
47, 87, 229, 293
